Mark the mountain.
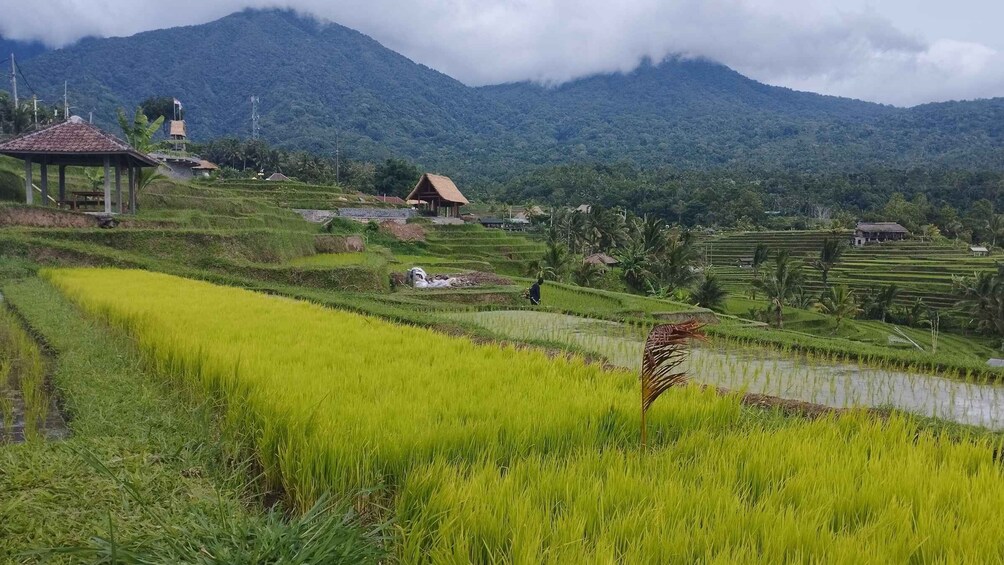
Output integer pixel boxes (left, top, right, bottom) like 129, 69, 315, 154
0, 36, 50, 64
14, 9, 1004, 179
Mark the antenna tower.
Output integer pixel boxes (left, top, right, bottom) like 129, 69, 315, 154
250, 95, 260, 140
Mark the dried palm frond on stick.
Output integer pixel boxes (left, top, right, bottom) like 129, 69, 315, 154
641, 319, 705, 448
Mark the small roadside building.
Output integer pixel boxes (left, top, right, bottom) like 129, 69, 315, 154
853, 222, 909, 246
405, 173, 469, 218
0, 116, 160, 214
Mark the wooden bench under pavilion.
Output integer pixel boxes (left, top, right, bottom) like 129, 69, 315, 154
0, 116, 160, 214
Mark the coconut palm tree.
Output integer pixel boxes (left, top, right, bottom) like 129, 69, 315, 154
749, 242, 770, 299
816, 284, 861, 327
658, 232, 700, 291
572, 260, 604, 288
812, 237, 846, 287
692, 274, 727, 310
527, 241, 570, 281
751, 251, 805, 328
865, 284, 901, 323
618, 242, 655, 293
953, 266, 1004, 348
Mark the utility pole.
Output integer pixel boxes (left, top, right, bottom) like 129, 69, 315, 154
334, 130, 340, 183
250, 95, 260, 140
32, 95, 37, 125
64, 81, 69, 121
9, 53, 17, 107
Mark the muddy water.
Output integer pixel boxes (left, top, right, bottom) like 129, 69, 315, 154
456, 310, 1004, 430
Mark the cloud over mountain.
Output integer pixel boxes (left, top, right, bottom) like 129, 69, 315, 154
1, 0, 1001, 106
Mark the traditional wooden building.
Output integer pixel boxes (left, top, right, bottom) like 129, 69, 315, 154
584, 253, 619, 268
0, 116, 160, 214
169, 120, 187, 151
405, 173, 469, 218
853, 222, 909, 246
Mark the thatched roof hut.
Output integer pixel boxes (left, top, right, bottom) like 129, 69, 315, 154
406, 173, 468, 218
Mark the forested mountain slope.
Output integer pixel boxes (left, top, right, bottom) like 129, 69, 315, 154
13, 9, 1004, 178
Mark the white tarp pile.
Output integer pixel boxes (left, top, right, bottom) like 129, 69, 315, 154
406, 267, 455, 289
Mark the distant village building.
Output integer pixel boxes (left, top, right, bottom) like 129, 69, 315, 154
584, 253, 619, 268
736, 256, 755, 269
970, 245, 990, 257
376, 195, 406, 205
153, 153, 219, 179
406, 173, 469, 218
266, 172, 291, 182
192, 160, 219, 178
853, 222, 909, 246
479, 217, 505, 229
575, 204, 592, 214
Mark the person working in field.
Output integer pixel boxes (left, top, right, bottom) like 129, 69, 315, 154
527, 277, 543, 306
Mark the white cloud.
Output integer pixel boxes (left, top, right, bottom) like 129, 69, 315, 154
0, 0, 1002, 106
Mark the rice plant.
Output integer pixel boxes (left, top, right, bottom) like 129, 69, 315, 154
43, 268, 1004, 563
0, 307, 48, 441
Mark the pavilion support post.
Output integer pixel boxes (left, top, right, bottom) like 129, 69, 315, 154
128, 166, 136, 214
114, 161, 122, 214
24, 157, 33, 205
103, 156, 112, 214
58, 165, 66, 206
39, 162, 48, 206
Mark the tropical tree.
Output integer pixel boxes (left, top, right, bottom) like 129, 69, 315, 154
812, 237, 846, 286
583, 205, 627, 253
117, 107, 166, 198
953, 267, 1004, 348
657, 232, 700, 291
117, 107, 164, 152
692, 274, 727, 310
815, 284, 861, 327
617, 242, 655, 293
751, 250, 804, 328
749, 242, 770, 299
572, 260, 604, 288
988, 213, 1004, 248
862, 284, 900, 323
373, 158, 421, 197
527, 241, 571, 282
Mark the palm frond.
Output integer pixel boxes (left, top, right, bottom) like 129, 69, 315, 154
641, 319, 705, 412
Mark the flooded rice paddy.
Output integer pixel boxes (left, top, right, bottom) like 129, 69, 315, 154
454, 310, 1004, 430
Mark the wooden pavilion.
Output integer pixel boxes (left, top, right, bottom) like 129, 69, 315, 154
0, 116, 160, 214
405, 173, 469, 218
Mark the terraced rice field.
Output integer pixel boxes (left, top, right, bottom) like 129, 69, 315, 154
42, 268, 1004, 562
424, 225, 546, 267
704, 231, 999, 309
454, 310, 1004, 429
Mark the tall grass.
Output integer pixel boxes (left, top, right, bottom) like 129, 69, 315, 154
0, 307, 48, 440
44, 268, 1004, 562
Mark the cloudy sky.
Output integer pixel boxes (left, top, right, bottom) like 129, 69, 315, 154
1, 0, 1002, 106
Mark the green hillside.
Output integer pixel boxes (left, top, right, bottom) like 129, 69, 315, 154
14, 9, 1004, 179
